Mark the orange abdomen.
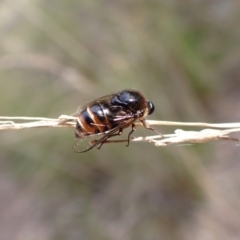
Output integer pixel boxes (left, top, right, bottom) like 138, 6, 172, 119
75, 102, 116, 138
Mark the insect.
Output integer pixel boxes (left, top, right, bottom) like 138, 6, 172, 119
72, 90, 157, 153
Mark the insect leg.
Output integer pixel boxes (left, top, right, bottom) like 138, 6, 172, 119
75, 119, 133, 153
126, 123, 136, 147
97, 129, 123, 149
141, 119, 163, 137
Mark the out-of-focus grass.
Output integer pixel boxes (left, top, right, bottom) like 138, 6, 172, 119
1, 0, 240, 239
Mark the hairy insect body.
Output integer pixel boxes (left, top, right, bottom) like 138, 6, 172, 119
73, 90, 155, 153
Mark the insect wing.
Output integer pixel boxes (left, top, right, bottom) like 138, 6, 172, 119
72, 133, 105, 153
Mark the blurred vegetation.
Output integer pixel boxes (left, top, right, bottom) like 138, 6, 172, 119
1, 0, 240, 239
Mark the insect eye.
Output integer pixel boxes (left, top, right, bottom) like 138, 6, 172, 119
147, 101, 155, 115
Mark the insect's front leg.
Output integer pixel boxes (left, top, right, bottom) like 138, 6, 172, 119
141, 119, 163, 137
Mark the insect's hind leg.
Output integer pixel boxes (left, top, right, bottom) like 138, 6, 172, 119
97, 129, 123, 149
97, 124, 135, 148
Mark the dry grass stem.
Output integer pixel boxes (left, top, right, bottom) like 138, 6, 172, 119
0, 115, 240, 147
131, 128, 240, 146
0, 115, 76, 130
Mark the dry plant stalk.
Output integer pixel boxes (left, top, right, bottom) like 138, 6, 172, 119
0, 115, 240, 147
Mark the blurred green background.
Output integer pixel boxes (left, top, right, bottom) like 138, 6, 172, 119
1, 0, 240, 239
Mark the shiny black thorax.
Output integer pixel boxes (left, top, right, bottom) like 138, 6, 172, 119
111, 91, 148, 114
